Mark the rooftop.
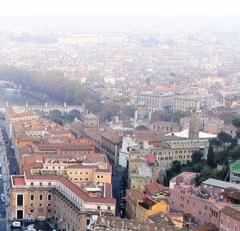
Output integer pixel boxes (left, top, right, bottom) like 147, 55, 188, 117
166, 129, 217, 139
202, 178, 240, 191
12, 176, 26, 186
221, 205, 240, 221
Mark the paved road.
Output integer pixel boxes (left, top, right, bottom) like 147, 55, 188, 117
112, 167, 127, 218
0, 121, 13, 231
0, 140, 7, 231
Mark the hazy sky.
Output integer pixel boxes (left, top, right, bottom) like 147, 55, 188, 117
0, 0, 240, 33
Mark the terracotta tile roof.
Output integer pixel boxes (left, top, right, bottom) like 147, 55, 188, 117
66, 164, 97, 169
144, 183, 168, 196
24, 170, 115, 204
101, 128, 122, 144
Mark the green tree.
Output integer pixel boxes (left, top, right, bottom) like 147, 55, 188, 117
68, 110, 82, 120
150, 110, 170, 122
232, 117, 240, 128
49, 109, 62, 122
230, 145, 240, 161
232, 117, 240, 142
191, 150, 204, 164
195, 166, 218, 186
217, 131, 233, 149
100, 102, 120, 122
171, 160, 182, 173
121, 105, 136, 118
207, 145, 217, 168
172, 110, 187, 123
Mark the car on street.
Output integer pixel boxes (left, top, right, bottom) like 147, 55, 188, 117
12, 221, 21, 228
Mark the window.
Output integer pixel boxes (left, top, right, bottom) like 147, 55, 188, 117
31, 182, 34, 186
39, 203, 42, 207
101, 176, 103, 178
48, 204, 51, 207
97, 176, 100, 178
40, 183, 42, 186
48, 195, 52, 200
97, 206, 100, 210
108, 206, 111, 210
17, 194, 23, 206
30, 203, 34, 207
30, 209, 34, 213
48, 209, 51, 213
17, 210, 23, 219
39, 195, 43, 200
85, 178, 88, 181
48, 183, 51, 186
30, 195, 34, 200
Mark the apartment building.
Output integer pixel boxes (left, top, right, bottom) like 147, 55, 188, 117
126, 183, 169, 221
10, 172, 116, 231
169, 173, 240, 229
136, 91, 175, 112
173, 96, 201, 112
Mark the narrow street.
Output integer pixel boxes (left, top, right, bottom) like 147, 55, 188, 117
112, 167, 128, 218
0, 117, 19, 231
0, 129, 10, 231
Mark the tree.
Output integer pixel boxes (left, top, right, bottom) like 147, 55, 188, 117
207, 145, 217, 168
230, 145, 240, 161
150, 110, 170, 122
100, 102, 120, 122
217, 131, 233, 149
121, 105, 136, 118
171, 160, 182, 173
68, 110, 82, 120
191, 150, 204, 164
232, 117, 240, 128
172, 110, 187, 123
0, 66, 102, 112
232, 117, 240, 143
49, 109, 63, 124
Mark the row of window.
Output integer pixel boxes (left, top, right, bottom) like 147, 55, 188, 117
158, 155, 191, 161
68, 171, 89, 175
70, 178, 88, 181
29, 208, 51, 213
46, 166, 66, 170
30, 203, 51, 207
30, 182, 52, 186
158, 150, 192, 155
30, 194, 51, 201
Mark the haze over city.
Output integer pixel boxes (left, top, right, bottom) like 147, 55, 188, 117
0, 0, 239, 231
0, 0, 240, 32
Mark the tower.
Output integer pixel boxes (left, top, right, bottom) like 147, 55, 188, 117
189, 114, 201, 139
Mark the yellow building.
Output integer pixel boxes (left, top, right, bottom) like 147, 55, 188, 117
135, 197, 169, 221
66, 164, 112, 184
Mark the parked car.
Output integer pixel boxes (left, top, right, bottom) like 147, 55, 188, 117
12, 221, 21, 228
